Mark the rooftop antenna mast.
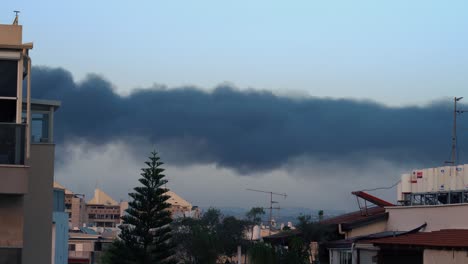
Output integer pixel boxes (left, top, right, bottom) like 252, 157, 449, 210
446, 97, 466, 165
247, 188, 287, 235
13, 11, 20, 25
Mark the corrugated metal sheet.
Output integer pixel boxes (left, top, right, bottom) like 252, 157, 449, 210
370, 229, 468, 248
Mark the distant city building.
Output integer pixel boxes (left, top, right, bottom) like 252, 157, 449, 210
54, 182, 87, 229
68, 228, 113, 264
0, 18, 61, 264
166, 190, 201, 219
53, 183, 200, 229
86, 189, 122, 228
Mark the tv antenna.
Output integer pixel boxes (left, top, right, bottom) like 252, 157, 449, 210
13, 11, 20, 25
246, 188, 287, 235
445, 97, 467, 165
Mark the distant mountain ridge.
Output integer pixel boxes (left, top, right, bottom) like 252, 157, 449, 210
200, 207, 346, 224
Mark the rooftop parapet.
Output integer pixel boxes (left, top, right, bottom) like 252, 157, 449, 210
0, 24, 22, 46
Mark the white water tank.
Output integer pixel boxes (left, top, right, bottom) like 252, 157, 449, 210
401, 173, 411, 193
464, 164, 468, 189
397, 181, 403, 201
456, 166, 464, 190
448, 166, 456, 190
252, 225, 261, 240
437, 166, 450, 191
422, 168, 429, 192
426, 168, 435, 192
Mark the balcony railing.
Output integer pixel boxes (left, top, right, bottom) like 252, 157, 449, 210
0, 123, 25, 165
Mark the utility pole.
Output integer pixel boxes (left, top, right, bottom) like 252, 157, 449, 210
246, 188, 287, 235
447, 97, 466, 165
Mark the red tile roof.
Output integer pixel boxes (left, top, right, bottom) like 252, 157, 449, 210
370, 229, 468, 248
321, 206, 385, 225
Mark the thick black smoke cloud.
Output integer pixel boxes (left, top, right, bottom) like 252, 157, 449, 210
32, 66, 462, 173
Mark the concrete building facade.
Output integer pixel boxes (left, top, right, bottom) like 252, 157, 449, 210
0, 18, 61, 264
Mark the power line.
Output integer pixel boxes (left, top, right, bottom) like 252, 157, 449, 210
359, 180, 400, 192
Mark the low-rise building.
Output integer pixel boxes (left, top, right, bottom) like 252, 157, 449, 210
324, 164, 468, 264
68, 228, 113, 264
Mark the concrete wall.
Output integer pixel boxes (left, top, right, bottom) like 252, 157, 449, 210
71, 197, 87, 228
0, 25, 22, 45
22, 144, 55, 264
0, 248, 21, 264
0, 195, 23, 248
386, 204, 468, 232
424, 249, 468, 264
359, 249, 378, 264
346, 220, 387, 239
0, 166, 28, 194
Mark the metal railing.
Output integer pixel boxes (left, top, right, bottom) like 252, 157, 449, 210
0, 123, 26, 165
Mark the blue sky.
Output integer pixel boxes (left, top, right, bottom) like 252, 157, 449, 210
3, 0, 468, 105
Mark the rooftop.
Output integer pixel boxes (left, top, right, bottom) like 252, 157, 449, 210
369, 229, 468, 249
87, 188, 118, 206
320, 206, 386, 226
166, 190, 192, 208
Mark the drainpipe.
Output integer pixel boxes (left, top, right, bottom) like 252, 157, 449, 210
22, 49, 31, 160
338, 224, 346, 236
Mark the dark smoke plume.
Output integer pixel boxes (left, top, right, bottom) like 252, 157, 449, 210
31, 66, 461, 173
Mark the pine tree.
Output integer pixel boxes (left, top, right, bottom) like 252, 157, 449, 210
103, 151, 175, 264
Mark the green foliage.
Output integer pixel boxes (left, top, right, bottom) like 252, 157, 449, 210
318, 210, 324, 221
246, 207, 265, 225
296, 214, 341, 263
102, 151, 175, 264
172, 208, 249, 263
248, 242, 278, 264
297, 215, 340, 243
246, 207, 265, 242
279, 237, 309, 264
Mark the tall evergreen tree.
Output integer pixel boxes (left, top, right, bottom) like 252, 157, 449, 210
103, 151, 175, 264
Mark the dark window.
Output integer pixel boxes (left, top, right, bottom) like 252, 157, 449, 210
0, 248, 21, 263
0, 60, 18, 97
0, 99, 16, 122
68, 244, 76, 251
95, 241, 102, 251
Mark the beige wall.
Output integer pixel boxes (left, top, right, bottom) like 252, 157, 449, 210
22, 144, 55, 264
0, 195, 23, 248
0, 25, 22, 45
71, 196, 86, 228
424, 249, 468, 264
386, 204, 468, 232
346, 220, 387, 239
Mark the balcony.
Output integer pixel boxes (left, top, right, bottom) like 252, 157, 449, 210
0, 123, 25, 165
0, 123, 28, 194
